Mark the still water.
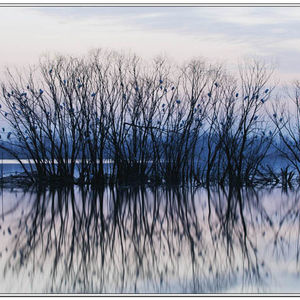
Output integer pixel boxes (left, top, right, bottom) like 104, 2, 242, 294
0, 183, 299, 293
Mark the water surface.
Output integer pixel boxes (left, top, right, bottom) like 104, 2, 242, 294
0, 185, 299, 293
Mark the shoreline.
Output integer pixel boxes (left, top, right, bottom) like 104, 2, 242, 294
0, 171, 295, 190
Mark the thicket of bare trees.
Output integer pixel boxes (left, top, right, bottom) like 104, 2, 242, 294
271, 81, 300, 186
0, 50, 289, 187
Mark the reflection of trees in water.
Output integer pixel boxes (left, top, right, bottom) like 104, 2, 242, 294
206, 187, 273, 291
2, 185, 299, 293
266, 188, 300, 273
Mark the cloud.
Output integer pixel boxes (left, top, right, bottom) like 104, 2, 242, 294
0, 6, 300, 82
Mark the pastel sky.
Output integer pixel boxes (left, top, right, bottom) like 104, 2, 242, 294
0, 6, 300, 82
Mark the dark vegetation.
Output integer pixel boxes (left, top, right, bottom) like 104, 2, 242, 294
0, 50, 297, 187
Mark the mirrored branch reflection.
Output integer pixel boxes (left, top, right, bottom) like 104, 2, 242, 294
0, 185, 300, 293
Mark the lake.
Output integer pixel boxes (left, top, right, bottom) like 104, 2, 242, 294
0, 159, 115, 179
0, 183, 299, 293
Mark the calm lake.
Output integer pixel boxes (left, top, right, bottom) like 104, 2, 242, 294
0, 181, 299, 293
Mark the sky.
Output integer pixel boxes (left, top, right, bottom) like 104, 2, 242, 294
0, 6, 300, 83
